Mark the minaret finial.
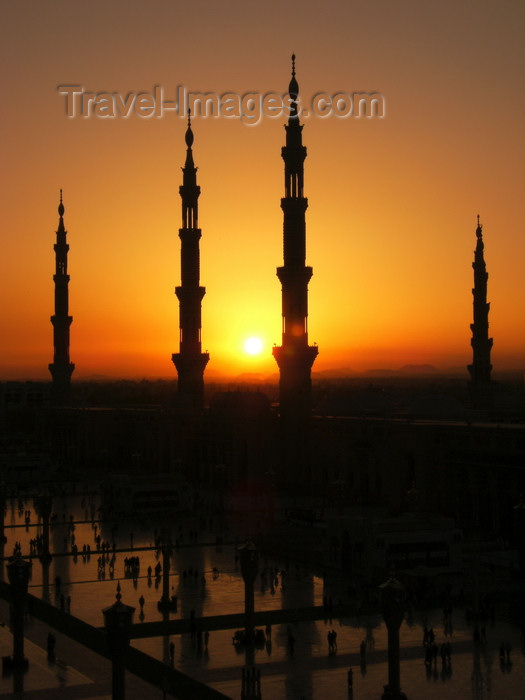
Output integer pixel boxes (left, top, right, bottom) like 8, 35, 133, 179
58, 189, 64, 218
476, 214, 482, 238
288, 54, 299, 118
185, 109, 194, 149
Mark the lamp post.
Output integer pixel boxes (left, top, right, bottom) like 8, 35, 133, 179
238, 539, 259, 643
332, 479, 346, 515
513, 494, 525, 632
0, 480, 6, 581
157, 527, 174, 611
238, 539, 261, 699
34, 489, 53, 561
379, 572, 407, 700
513, 494, 525, 580
103, 581, 135, 700
264, 469, 276, 524
0, 479, 6, 546
6, 555, 32, 670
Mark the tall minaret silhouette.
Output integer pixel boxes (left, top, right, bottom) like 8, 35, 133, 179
49, 190, 74, 403
172, 112, 209, 411
273, 55, 318, 420
468, 215, 493, 406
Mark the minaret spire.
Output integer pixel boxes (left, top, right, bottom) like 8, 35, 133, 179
172, 112, 209, 411
49, 190, 74, 403
289, 53, 299, 119
273, 56, 318, 420
468, 215, 493, 407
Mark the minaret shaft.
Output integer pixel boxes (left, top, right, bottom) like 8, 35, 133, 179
273, 57, 318, 419
172, 117, 209, 410
49, 191, 74, 402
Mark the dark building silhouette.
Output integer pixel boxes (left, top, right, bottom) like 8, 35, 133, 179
49, 190, 74, 404
468, 215, 493, 408
2, 59, 522, 583
273, 56, 318, 420
172, 112, 209, 411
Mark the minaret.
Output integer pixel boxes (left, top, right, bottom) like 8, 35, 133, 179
467, 215, 493, 406
172, 112, 209, 411
49, 190, 74, 403
273, 55, 318, 420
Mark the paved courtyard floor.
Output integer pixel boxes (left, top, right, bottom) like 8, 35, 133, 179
0, 491, 524, 699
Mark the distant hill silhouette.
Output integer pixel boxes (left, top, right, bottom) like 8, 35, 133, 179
314, 364, 441, 378
311, 368, 359, 379
59, 364, 522, 385
396, 364, 441, 375
230, 372, 277, 383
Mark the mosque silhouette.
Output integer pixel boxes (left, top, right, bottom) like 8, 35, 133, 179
0, 56, 523, 700
0, 55, 522, 565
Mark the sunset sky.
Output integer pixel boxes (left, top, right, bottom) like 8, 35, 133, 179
1, 0, 524, 380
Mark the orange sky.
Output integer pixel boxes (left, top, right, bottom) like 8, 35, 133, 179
1, 1, 524, 380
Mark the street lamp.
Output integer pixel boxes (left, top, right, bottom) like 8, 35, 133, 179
264, 469, 276, 523
157, 526, 176, 611
379, 571, 407, 700
238, 538, 259, 643
34, 489, 53, 561
102, 581, 135, 700
238, 539, 261, 699
513, 494, 525, 580
513, 494, 525, 633
6, 555, 32, 670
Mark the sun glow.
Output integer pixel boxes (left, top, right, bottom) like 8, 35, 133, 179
244, 336, 263, 355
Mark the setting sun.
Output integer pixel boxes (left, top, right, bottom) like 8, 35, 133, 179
244, 337, 264, 355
